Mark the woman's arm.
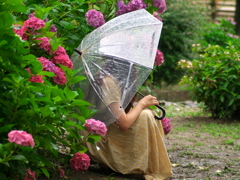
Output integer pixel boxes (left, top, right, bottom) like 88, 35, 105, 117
109, 95, 159, 131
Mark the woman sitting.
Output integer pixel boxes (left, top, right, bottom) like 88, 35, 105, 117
84, 74, 172, 180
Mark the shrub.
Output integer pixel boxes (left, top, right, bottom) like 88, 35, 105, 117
0, 1, 104, 179
199, 18, 239, 48
152, 0, 209, 85
178, 41, 240, 119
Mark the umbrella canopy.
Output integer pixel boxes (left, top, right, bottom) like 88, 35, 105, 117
71, 9, 163, 125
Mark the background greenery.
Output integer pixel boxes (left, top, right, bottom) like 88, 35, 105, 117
152, 0, 209, 85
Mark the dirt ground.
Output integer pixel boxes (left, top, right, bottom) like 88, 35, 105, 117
61, 111, 240, 180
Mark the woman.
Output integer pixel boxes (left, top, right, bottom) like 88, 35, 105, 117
84, 72, 173, 180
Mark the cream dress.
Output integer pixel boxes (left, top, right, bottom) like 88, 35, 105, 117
84, 76, 172, 179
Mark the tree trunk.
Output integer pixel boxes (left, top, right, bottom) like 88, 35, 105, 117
211, 0, 219, 20
235, 0, 240, 35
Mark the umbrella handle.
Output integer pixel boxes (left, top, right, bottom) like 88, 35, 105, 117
137, 92, 166, 120
154, 104, 166, 120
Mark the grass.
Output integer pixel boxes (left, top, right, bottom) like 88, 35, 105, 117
164, 103, 210, 118
200, 122, 240, 139
165, 103, 240, 153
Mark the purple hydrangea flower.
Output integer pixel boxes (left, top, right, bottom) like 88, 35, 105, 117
28, 13, 35, 18
50, 25, 57, 32
37, 57, 58, 74
128, 0, 146, 12
153, 0, 166, 14
116, 0, 129, 16
85, 9, 105, 29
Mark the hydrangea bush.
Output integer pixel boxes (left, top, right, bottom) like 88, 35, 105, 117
178, 41, 240, 119
0, 1, 107, 179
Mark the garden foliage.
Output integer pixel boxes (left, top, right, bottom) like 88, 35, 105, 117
178, 18, 240, 120
178, 42, 240, 119
0, 1, 104, 179
199, 18, 239, 48
153, 0, 209, 85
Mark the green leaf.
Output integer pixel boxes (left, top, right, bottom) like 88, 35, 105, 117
38, 71, 55, 77
59, 21, 75, 30
0, 12, 13, 29
10, 155, 27, 161
67, 128, 81, 140
87, 134, 101, 144
41, 168, 50, 178
220, 95, 224, 102
228, 98, 234, 106
0, 40, 8, 47
52, 96, 62, 103
68, 113, 85, 121
64, 121, 85, 130
76, 88, 85, 99
40, 106, 53, 118
71, 99, 92, 106
64, 86, 78, 101
72, 144, 88, 154
68, 76, 86, 85
0, 124, 15, 133
44, 124, 59, 135
30, 60, 43, 74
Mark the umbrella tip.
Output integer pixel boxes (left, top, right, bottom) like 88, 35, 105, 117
74, 49, 82, 56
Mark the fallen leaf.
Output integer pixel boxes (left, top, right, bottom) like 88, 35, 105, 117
198, 166, 209, 170
172, 164, 180, 167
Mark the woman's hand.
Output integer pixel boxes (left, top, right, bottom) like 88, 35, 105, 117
116, 95, 159, 131
138, 95, 159, 108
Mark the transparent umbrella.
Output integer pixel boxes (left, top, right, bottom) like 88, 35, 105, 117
71, 9, 164, 125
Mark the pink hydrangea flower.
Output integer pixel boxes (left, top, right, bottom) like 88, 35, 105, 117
8, 130, 35, 148
29, 75, 44, 83
161, 117, 172, 135
54, 46, 67, 56
58, 168, 66, 178
24, 16, 45, 30
70, 153, 90, 172
24, 169, 36, 180
153, 12, 162, 21
53, 66, 67, 85
228, 17, 236, 25
13, 25, 28, 40
116, 0, 129, 15
86, 9, 105, 29
128, 0, 146, 12
154, 50, 164, 66
51, 54, 73, 69
153, 0, 167, 14
36, 37, 52, 54
84, 118, 107, 136
37, 57, 58, 74
52, 46, 73, 69
26, 68, 44, 83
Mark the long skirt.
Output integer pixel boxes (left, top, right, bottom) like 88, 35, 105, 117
85, 109, 173, 180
